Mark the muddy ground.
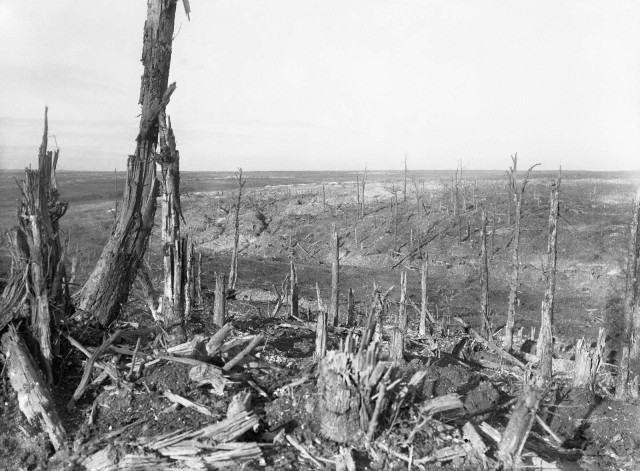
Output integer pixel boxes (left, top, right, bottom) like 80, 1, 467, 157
2, 169, 640, 470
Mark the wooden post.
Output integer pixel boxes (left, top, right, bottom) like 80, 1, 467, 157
78, 0, 177, 326
537, 171, 561, 385
330, 227, 340, 327
504, 159, 540, 351
289, 261, 299, 318
480, 211, 491, 339
214, 273, 226, 328
229, 168, 245, 291
616, 185, 640, 398
573, 328, 606, 390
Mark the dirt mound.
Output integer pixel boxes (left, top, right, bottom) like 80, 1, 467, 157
240, 210, 268, 236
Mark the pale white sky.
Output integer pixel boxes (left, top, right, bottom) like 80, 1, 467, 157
1, 0, 639, 172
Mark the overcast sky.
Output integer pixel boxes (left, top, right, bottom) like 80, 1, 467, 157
1, 0, 639, 172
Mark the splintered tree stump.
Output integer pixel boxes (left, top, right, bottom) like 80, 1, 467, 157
316, 341, 392, 443
573, 328, 606, 390
1, 327, 67, 450
390, 272, 407, 361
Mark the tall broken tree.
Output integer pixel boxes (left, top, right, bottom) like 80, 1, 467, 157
479, 210, 491, 339
503, 156, 540, 351
537, 171, 561, 385
0, 108, 69, 450
228, 168, 245, 291
77, 0, 178, 327
329, 227, 340, 326
616, 185, 640, 399
158, 111, 188, 344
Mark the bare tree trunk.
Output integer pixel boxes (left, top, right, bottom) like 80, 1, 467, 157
78, 0, 177, 326
537, 172, 561, 385
290, 261, 299, 318
403, 153, 407, 203
347, 288, 355, 327
214, 273, 226, 328
330, 228, 340, 327
480, 210, 491, 339
419, 257, 433, 336
390, 271, 407, 360
504, 160, 539, 351
229, 168, 245, 291
315, 302, 328, 360
322, 184, 326, 212
616, 185, 640, 398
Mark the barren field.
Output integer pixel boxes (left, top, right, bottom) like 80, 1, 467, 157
2, 168, 640, 470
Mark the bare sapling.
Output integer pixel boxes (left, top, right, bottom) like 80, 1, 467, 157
616, 185, 640, 399
78, 0, 177, 326
214, 273, 227, 328
229, 168, 245, 291
480, 210, 491, 339
504, 155, 541, 351
537, 170, 561, 385
330, 227, 340, 326
391, 271, 407, 360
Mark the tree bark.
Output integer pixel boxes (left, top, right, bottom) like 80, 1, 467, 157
77, 0, 177, 326
537, 172, 561, 385
574, 328, 606, 390
419, 257, 432, 336
616, 185, 640, 398
390, 271, 407, 360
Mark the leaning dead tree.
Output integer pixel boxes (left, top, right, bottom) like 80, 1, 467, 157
616, 185, 640, 399
228, 168, 245, 291
503, 155, 540, 351
78, 0, 178, 326
537, 171, 561, 385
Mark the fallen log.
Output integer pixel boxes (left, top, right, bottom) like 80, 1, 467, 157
1, 326, 67, 450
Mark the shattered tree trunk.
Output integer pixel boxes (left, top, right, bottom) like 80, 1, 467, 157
1, 108, 69, 383
537, 172, 561, 385
480, 210, 491, 339
347, 288, 355, 327
574, 328, 606, 390
616, 185, 640, 399
419, 256, 433, 336
78, 0, 177, 326
330, 228, 340, 326
159, 111, 187, 344
1, 326, 67, 450
497, 385, 543, 469
390, 271, 407, 360
228, 168, 244, 291
214, 273, 226, 328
